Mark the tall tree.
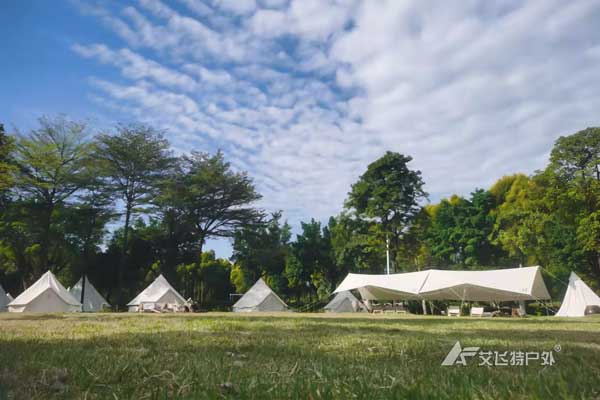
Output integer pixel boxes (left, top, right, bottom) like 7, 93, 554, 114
161, 151, 264, 258
12, 116, 92, 274
231, 212, 290, 293
345, 151, 427, 272
95, 125, 173, 303
0, 123, 15, 200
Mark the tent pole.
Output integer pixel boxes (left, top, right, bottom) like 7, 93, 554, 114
386, 234, 390, 275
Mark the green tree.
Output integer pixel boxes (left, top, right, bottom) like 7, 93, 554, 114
12, 116, 93, 275
231, 212, 290, 293
95, 125, 173, 302
161, 151, 264, 257
0, 123, 15, 199
346, 151, 427, 272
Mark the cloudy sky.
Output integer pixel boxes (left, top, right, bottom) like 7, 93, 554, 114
2, 1, 600, 256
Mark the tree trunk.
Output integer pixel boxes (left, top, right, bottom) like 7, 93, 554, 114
40, 201, 54, 273
119, 204, 132, 306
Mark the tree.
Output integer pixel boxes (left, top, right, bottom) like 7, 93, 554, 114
161, 151, 264, 258
12, 116, 93, 275
231, 212, 290, 293
345, 151, 427, 272
427, 190, 503, 267
95, 125, 173, 302
284, 219, 334, 301
0, 123, 15, 199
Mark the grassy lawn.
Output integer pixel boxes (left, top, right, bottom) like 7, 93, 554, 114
1, 313, 600, 399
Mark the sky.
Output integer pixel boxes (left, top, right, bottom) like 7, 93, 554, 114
2, 1, 600, 258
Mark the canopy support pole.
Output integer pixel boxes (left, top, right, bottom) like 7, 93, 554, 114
386, 234, 390, 275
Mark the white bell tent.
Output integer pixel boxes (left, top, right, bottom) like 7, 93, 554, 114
8, 271, 82, 313
127, 274, 187, 312
69, 276, 110, 312
232, 278, 288, 312
555, 272, 600, 317
334, 266, 551, 302
324, 291, 367, 313
0, 284, 9, 312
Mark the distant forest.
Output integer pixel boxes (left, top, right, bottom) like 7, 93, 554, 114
1, 117, 599, 308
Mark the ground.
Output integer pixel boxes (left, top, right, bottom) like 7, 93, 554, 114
1, 313, 599, 399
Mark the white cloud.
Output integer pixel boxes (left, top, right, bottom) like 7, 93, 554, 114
73, 0, 600, 236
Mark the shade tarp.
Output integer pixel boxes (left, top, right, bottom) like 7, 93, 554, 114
127, 274, 186, 312
555, 272, 600, 317
333, 271, 429, 300
233, 278, 288, 312
324, 291, 367, 313
0, 284, 9, 312
69, 276, 110, 312
334, 266, 550, 301
8, 271, 82, 313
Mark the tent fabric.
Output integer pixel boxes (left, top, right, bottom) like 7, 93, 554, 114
69, 276, 110, 312
555, 272, 600, 317
333, 271, 429, 300
127, 274, 187, 312
233, 278, 288, 312
418, 267, 550, 301
0, 284, 9, 312
334, 266, 550, 301
324, 291, 367, 313
8, 271, 82, 313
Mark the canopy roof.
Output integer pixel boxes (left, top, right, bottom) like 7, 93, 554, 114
69, 276, 110, 312
127, 274, 186, 306
233, 278, 288, 312
555, 272, 600, 317
9, 271, 82, 307
334, 266, 550, 301
324, 291, 367, 312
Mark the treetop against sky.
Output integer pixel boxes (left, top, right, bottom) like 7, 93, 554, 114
2, 1, 600, 256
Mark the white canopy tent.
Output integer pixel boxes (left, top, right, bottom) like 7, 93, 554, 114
324, 291, 368, 313
8, 271, 82, 313
0, 284, 9, 312
334, 266, 551, 302
127, 274, 187, 312
334, 271, 428, 300
233, 278, 288, 312
555, 272, 600, 317
69, 276, 110, 312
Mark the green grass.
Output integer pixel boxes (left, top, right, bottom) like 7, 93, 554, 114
1, 313, 600, 399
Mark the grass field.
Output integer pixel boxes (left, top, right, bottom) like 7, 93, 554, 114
1, 313, 600, 399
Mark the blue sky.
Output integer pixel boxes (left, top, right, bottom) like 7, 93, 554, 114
2, 1, 600, 258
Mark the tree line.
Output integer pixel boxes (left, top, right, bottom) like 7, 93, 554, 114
1, 117, 599, 308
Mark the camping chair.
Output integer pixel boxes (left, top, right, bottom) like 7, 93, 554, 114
470, 307, 493, 317
141, 303, 159, 313
383, 302, 396, 313
371, 301, 384, 314
447, 306, 461, 317
394, 300, 407, 314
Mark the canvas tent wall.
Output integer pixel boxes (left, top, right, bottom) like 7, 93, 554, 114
0, 284, 9, 312
127, 274, 187, 312
555, 272, 600, 317
233, 278, 288, 312
334, 266, 550, 302
69, 276, 110, 312
324, 291, 367, 313
8, 271, 82, 313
